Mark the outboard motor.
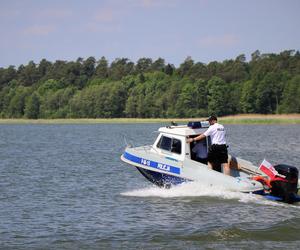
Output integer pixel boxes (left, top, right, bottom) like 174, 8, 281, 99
270, 164, 299, 203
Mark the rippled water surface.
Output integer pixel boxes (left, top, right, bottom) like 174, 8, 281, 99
0, 124, 300, 249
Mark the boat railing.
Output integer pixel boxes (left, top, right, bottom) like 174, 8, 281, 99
133, 145, 152, 151
130, 145, 161, 154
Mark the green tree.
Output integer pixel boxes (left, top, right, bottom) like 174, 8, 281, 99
255, 72, 283, 113
95, 56, 109, 79
47, 60, 67, 80
175, 83, 197, 117
82, 56, 96, 77
25, 92, 40, 119
177, 56, 194, 77
135, 58, 152, 74
38, 59, 52, 79
164, 64, 175, 76
109, 58, 134, 80
64, 61, 83, 88
0, 66, 17, 88
18, 61, 40, 86
7, 86, 31, 117
151, 58, 165, 72
69, 87, 96, 118
279, 75, 300, 113
240, 80, 256, 113
207, 77, 230, 116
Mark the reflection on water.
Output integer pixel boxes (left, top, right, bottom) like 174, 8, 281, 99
0, 124, 299, 249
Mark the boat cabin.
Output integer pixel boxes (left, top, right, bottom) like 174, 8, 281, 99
151, 121, 211, 164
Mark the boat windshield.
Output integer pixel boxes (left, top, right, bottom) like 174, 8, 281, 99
157, 135, 182, 154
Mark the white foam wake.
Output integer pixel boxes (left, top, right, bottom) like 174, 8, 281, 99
121, 182, 288, 206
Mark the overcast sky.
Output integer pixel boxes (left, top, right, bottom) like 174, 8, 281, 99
0, 0, 299, 67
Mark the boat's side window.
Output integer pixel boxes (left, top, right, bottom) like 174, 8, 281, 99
157, 136, 172, 151
157, 136, 181, 154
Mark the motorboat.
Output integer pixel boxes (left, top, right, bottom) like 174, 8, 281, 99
121, 121, 300, 203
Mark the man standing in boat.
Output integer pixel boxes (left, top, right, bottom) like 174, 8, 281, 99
187, 115, 230, 175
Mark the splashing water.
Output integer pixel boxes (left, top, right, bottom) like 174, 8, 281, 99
121, 181, 297, 207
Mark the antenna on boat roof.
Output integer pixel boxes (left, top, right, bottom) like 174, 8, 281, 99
166, 121, 178, 128
123, 135, 132, 148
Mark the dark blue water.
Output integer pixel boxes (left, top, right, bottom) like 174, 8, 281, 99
0, 124, 300, 249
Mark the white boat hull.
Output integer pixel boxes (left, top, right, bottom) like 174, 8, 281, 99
121, 146, 264, 193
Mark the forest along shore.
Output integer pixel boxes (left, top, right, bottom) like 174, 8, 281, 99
0, 114, 300, 124
0, 51, 299, 120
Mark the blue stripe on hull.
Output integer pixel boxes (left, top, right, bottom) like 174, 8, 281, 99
123, 151, 181, 175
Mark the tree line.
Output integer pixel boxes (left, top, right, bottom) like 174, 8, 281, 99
0, 50, 299, 119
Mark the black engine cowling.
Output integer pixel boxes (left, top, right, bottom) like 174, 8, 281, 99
270, 164, 299, 203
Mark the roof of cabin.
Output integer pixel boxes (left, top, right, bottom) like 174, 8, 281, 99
158, 125, 208, 136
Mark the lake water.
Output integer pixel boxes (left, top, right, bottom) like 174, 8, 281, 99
0, 123, 300, 249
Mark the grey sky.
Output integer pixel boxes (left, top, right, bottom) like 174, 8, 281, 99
0, 0, 299, 67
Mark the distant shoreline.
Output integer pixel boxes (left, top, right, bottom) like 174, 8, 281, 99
0, 114, 300, 124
